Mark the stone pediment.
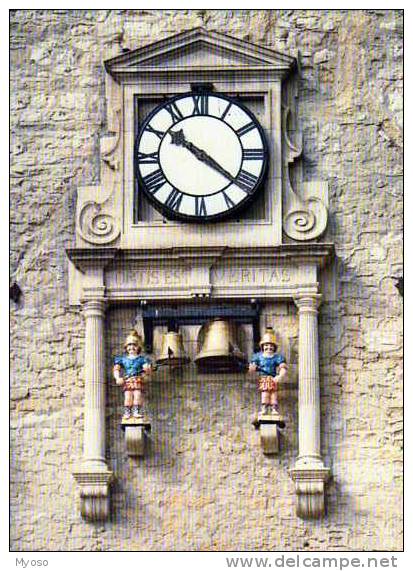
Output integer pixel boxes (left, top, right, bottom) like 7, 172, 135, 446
105, 27, 296, 79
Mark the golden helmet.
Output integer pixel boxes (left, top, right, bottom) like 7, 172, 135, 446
259, 328, 277, 349
124, 330, 143, 351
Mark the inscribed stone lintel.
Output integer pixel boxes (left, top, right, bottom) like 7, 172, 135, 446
67, 244, 334, 305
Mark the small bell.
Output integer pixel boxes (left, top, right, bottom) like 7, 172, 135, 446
156, 331, 190, 367
195, 319, 247, 373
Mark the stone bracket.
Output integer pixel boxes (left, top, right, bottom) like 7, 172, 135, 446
72, 470, 114, 522
253, 415, 286, 455
121, 418, 151, 457
289, 466, 330, 519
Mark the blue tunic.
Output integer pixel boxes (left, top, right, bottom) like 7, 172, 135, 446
250, 352, 287, 377
113, 354, 151, 378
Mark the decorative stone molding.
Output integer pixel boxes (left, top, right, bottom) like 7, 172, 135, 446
76, 182, 121, 246
75, 73, 123, 247
101, 75, 123, 171
72, 470, 113, 522
283, 189, 329, 242
104, 27, 296, 82
67, 244, 334, 306
282, 78, 328, 241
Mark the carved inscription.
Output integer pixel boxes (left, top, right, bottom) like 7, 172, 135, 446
212, 267, 291, 285
134, 268, 187, 286
107, 268, 189, 288
107, 266, 297, 289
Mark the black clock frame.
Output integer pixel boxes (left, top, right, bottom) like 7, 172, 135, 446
134, 92, 269, 223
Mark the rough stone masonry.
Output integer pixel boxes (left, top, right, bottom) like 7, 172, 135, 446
10, 10, 402, 551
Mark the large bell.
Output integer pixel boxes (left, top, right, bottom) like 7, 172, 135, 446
156, 331, 190, 366
195, 319, 247, 373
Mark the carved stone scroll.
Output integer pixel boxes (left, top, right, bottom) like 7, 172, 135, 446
77, 194, 121, 245
75, 74, 122, 247
282, 78, 328, 241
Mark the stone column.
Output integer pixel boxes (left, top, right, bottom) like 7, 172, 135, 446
290, 292, 330, 518
73, 298, 113, 521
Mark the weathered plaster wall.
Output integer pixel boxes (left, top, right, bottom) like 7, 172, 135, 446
10, 10, 403, 551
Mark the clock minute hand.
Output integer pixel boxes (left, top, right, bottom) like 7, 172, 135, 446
170, 129, 237, 185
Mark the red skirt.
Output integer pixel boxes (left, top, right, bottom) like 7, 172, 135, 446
258, 376, 277, 392
122, 376, 145, 392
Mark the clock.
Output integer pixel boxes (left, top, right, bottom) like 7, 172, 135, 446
135, 92, 268, 222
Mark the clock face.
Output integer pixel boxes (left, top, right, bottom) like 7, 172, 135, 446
135, 93, 268, 222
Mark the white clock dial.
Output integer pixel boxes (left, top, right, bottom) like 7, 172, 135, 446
135, 93, 268, 221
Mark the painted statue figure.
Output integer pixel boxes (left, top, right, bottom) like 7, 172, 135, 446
248, 328, 288, 416
113, 330, 152, 421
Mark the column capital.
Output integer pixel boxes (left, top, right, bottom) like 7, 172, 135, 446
293, 292, 322, 312
81, 297, 107, 317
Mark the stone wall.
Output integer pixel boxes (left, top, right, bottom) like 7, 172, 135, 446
10, 10, 403, 551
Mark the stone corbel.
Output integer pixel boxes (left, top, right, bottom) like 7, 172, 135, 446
253, 411, 286, 455
122, 418, 152, 457
282, 79, 328, 241
72, 470, 113, 521
290, 466, 330, 519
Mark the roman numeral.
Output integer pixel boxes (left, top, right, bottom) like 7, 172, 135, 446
222, 191, 236, 209
242, 148, 264, 160
220, 101, 232, 121
192, 94, 209, 115
236, 121, 256, 137
142, 169, 166, 194
145, 124, 165, 139
235, 170, 258, 193
164, 101, 184, 123
164, 188, 183, 212
137, 151, 159, 164
195, 196, 207, 217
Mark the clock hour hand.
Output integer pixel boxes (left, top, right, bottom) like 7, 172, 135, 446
169, 129, 238, 185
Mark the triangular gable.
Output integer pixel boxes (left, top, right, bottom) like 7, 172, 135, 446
105, 27, 296, 76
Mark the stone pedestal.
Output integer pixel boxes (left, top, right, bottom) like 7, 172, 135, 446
121, 417, 152, 457
258, 421, 280, 454
73, 298, 113, 521
253, 413, 285, 455
290, 292, 330, 518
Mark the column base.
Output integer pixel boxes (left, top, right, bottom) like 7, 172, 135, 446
73, 467, 114, 522
289, 463, 330, 519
